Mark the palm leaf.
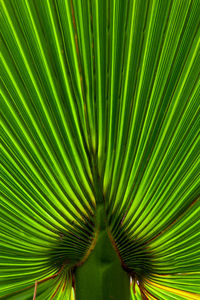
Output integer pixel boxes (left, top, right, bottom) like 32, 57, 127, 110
1, 0, 200, 299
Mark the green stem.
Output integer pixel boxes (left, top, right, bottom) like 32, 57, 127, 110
74, 204, 130, 300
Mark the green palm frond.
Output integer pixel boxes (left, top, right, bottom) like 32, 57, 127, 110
1, 0, 200, 299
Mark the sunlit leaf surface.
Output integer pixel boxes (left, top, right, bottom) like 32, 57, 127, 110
1, 0, 200, 299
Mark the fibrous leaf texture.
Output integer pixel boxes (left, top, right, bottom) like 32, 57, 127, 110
0, 0, 200, 299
